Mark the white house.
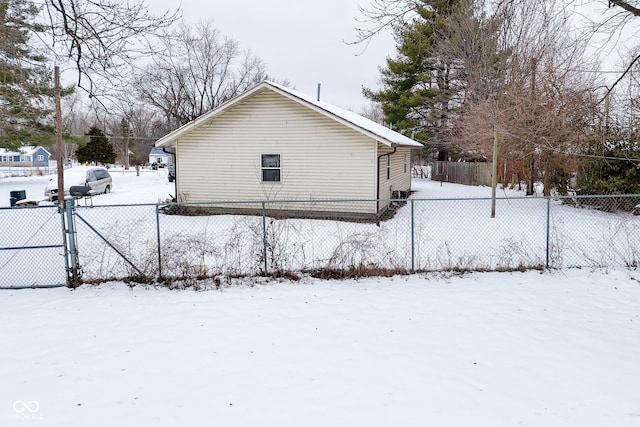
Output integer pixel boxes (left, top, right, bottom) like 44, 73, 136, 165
154, 80, 423, 218
148, 147, 172, 166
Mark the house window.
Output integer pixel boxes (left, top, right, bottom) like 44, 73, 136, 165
37, 154, 44, 161
386, 155, 391, 180
261, 154, 281, 182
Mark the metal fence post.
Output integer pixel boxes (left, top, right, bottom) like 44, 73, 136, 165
64, 198, 80, 286
411, 199, 415, 273
156, 204, 163, 281
545, 196, 551, 269
262, 201, 268, 276
60, 203, 69, 280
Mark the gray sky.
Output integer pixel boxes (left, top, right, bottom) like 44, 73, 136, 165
148, 1, 636, 114
152, 0, 396, 113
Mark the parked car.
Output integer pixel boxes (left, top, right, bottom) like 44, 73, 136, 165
45, 166, 113, 201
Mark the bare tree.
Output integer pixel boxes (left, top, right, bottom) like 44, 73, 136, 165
59, 91, 94, 161
60, 89, 165, 167
88, 98, 166, 167
443, 0, 599, 194
351, 0, 421, 48
43, 0, 179, 98
498, 0, 640, 101
134, 20, 266, 128
584, 0, 640, 99
360, 101, 385, 123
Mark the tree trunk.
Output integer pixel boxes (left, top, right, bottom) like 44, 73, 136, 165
526, 156, 535, 196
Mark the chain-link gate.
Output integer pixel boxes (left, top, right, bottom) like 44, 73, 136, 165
0, 205, 67, 289
0, 198, 115, 289
69, 202, 157, 283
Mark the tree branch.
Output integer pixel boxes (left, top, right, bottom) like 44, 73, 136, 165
608, 0, 640, 17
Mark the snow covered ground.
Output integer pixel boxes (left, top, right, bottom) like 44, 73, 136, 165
0, 167, 175, 207
1, 269, 639, 426
1, 168, 640, 425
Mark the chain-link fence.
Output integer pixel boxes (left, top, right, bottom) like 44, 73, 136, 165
548, 194, 640, 268
0, 205, 66, 288
68, 194, 640, 283
3, 194, 640, 287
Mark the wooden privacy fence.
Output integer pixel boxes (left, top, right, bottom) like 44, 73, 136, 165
431, 161, 493, 186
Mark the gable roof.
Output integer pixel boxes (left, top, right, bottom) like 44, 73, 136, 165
155, 80, 423, 149
0, 145, 50, 156
149, 147, 170, 156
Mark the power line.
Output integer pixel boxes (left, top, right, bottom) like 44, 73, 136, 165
573, 152, 640, 163
554, 67, 626, 74
69, 134, 161, 141
496, 127, 640, 163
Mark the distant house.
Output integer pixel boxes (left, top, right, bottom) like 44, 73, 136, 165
149, 147, 172, 166
154, 80, 422, 218
0, 146, 51, 167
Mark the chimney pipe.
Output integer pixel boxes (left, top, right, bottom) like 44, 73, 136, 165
317, 83, 321, 102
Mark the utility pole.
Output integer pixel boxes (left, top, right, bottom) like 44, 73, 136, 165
491, 126, 499, 218
54, 66, 64, 206
527, 58, 537, 196
55, 66, 80, 286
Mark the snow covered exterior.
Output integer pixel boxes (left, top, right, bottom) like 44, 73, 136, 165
0, 146, 51, 167
154, 81, 422, 217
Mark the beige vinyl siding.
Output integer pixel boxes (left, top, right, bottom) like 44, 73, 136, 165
377, 144, 412, 200
175, 89, 378, 213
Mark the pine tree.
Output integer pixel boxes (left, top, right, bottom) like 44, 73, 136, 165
363, 0, 463, 158
76, 126, 116, 164
0, 0, 54, 149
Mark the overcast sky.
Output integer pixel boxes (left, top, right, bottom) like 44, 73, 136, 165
152, 0, 396, 113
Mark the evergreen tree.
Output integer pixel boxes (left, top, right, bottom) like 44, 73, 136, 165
363, 0, 463, 158
0, 0, 54, 149
76, 126, 116, 164
578, 138, 640, 195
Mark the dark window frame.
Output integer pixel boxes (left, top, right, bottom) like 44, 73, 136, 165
261, 154, 281, 183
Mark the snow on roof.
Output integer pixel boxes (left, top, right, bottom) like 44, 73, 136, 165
155, 81, 423, 149
149, 147, 170, 156
265, 81, 423, 148
0, 145, 50, 156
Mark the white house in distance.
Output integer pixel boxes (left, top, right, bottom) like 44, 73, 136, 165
154, 80, 423, 219
148, 147, 172, 166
